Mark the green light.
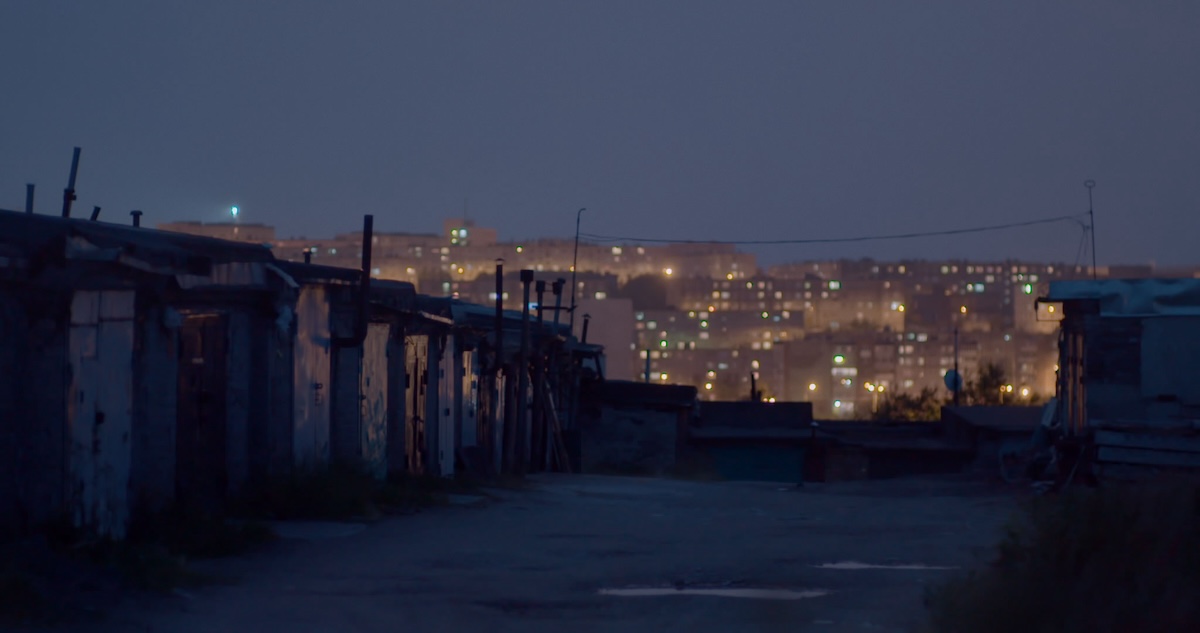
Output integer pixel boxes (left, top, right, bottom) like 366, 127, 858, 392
1023, 283, 1033, 295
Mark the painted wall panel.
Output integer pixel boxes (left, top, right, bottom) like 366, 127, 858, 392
361, 323, 389, 479
68, 290, 135, 538
437, 335, 456, 477
405, 335, 429, 474
293, 286, 331, 467
460, 350, 479, 447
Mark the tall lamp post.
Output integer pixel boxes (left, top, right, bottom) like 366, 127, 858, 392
569, 207, 586, 336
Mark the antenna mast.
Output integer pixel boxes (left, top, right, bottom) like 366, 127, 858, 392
1085, 180, 1097, 280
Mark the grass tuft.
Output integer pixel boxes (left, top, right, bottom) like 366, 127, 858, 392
924, 476, 1200, 633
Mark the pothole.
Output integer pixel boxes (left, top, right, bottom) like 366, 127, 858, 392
813, 561, 957, 570
598, 587, 828, 600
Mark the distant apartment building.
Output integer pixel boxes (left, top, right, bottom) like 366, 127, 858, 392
159, 216, 1194, 418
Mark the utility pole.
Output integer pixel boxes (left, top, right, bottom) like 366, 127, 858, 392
1085, 180, 1097, 280
61, 147, 81, 218
569, 207, 586, 336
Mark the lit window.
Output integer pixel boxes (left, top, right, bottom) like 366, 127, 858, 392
611, 246, 622, 255
594, 291, 607, 300
829, 280, 841, 290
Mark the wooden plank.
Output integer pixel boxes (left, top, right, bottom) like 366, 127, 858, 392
1097, 446, 1200, 468
541, 379, 572, 473
1094, 430, 1200, 454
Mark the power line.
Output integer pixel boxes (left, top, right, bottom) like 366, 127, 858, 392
580, 213, 1089, 246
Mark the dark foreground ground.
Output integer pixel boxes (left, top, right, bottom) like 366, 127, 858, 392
56, 474, 1019, 633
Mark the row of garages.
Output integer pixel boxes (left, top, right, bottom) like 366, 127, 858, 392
0, 209, 595, 539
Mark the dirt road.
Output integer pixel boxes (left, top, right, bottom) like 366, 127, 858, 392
86, 474, 1018, 633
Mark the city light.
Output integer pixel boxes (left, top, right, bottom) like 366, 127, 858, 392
664, 268, 674, 276
1023, 283, 1034, 295
898, 304, 905, 312
230, 206, 239, 218
1021, 387, 1031, 397
760, 311, 769, 319
808, 383, 817, 391
865, 382, 876, 392
707, 370, 716, 378
833, 400, 842, 408
960, 306, 968, 314
659, 340, 668, 348
767, 397, 776, 403
833, 354, 845, 364
660, 373, 669, 381
726, 273, 734, 280
1047, 305, 1056, 313
516, 245, 524, 253
704, 382, 713, 390
1005, 384, 1014, 393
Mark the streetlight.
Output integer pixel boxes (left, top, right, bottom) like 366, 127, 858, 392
569, 207, 586, 336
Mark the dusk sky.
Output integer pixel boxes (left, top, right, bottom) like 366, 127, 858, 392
3, 1, 1198, 266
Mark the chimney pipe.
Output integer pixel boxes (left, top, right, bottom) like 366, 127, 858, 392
358, 215, 374, 342
61, 147, 80, 218
303, 250, 312, 264
494, 259, 504, 373
24, 184, 34, 214
581, 313, 591, 344
535, 280, 546, 325
517, 269, 535, 473
89, 206, 101, 221
130, 210, 142, 227
551, 278, 565, 332
645, 350, 651, 383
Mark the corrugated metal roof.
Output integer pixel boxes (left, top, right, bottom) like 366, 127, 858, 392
0, 209, 275, 278
1043, 278, 1200, 317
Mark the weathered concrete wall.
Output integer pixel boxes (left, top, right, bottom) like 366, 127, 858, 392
579, 405, 679, 475
130, 304, 179, 514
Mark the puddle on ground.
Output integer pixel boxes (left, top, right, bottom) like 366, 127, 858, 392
598, 587, 828, 600
814, 561, 957, 570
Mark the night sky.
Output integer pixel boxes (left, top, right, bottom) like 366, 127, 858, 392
3, 1, 1198, 266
